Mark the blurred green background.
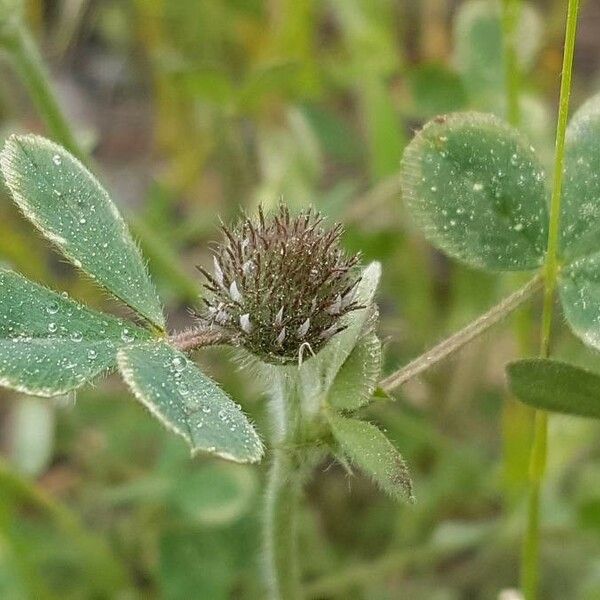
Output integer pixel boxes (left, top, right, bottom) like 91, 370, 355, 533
1, 0, 600, 598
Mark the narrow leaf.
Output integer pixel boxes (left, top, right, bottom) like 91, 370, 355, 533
560, 93, 600, 259
0, 269, 149, 397
328, 330, 381, 412
118, 341, 263, 463
0, 135, 165, 329
328, 414, 414, 502
402, 112, 548, 270
559, 252, 600, 350
507, 358, 600, 418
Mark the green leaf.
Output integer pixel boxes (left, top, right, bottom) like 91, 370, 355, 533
560, 93, 600, 259
507, 358, 600, 418
0, 134, 165, 329
306, 262, 381, 391
117, 341, 263, 463
328, 414, 414, 502
559, 252, 600, 350
327, 330, 381, 412
0, 269, 149, 397
401, 112, 548, 270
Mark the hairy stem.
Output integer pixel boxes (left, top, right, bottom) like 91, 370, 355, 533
521, 2, 580, 598
169, 327, 232, 352
264, 367, 307, 600
380, 274, 543, 393
265, 449, 303, 600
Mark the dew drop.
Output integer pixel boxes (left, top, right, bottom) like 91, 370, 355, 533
46, 301, 59, 315
171, 356, 186, 372
48, 322, 57, 333
70, 331, 83, 342
121, 328, 134, 343
52, 154, 62, 166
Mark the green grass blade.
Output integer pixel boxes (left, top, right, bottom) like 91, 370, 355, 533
0, 134, 165, 329
117, 341, 263, 463
0, 269, 150, 397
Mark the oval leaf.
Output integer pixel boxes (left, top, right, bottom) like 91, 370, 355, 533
0, 269, 150, 397
559, 253, 600, 350
560, 93, 600, 259
401, 112, 548, 270
0, 135, 165, 329
507, 358, 600, 418
328, 414, 414, 502
117, 341, 263, 463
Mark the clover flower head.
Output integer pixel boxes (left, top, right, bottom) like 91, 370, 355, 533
197, 205, 362, 364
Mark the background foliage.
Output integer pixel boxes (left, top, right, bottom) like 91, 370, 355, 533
1, 0, 600, 598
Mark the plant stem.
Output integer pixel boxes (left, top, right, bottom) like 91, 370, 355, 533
265, 449, 303, 600
264, 367, 307, 600
380, 274, 543, 393
521, 2, 579, 598
169, 327, 232, 352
